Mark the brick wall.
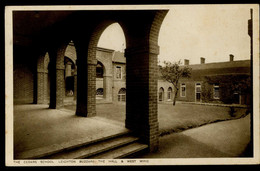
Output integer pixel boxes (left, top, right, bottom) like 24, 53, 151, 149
13, 65, 34, 104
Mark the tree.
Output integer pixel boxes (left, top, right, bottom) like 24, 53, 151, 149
159, 60, 192, 105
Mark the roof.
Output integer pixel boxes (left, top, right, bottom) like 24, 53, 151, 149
112, 51, 126, 63
159, 59, 251, 81
187, 60, 251, 70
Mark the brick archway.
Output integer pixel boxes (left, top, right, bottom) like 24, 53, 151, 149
73, 10, 168, 151
31, 10, 168, 152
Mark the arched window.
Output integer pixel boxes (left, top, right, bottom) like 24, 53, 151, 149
167, 87, 172, 100
96, 88, 104, 99
159, 87, 164, 101
96, 61, 104, 78
118, 88, 126, 102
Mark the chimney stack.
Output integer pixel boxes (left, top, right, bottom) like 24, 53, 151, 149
230, 54, 234, 61
184, 59, 189, 65
200, 57, 205, 64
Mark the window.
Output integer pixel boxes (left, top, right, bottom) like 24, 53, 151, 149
159, 87, 164, 101
195, 83, 201, 93
96, 88, 104, 99
167, 87, 172, 100
118, 88, 126, 102
96, 62, 103, 78
180, 83, 186, 97
116, 66, 122, 79
213, 84, 220, 99
195, 83, 201, 102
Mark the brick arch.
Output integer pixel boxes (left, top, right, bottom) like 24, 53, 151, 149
74, 11, 169, 152
88, 20, 128, 63
149, 11, 169, 45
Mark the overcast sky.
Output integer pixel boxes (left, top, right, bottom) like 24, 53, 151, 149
97, 5, 253, 65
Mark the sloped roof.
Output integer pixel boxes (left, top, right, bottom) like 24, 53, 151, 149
112, 51, 126, 63
159, 59, 251, 81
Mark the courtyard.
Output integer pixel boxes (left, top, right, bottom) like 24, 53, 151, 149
64, 102, 249, 136
13, 102, 251, 159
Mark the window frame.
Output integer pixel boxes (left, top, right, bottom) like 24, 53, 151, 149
213, 84, 220, 99
180, 83, 186, 97
167, 87, 172, 101
115, 65, 122, 80
195, 82, 202, 102
118, 88, 126, 102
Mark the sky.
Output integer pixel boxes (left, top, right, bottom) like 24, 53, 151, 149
97, 5, 253, 65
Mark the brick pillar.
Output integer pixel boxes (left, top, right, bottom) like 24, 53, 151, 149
75, 45, 96, 117
37, 69, 45, 104
103, 74, 113, 102
125, 42, 160, 152
49, 45, 66, 109
56, 66, 65, 108
73, 65, 77, 100
44, 70, 49, 104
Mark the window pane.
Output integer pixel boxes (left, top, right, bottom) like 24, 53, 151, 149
214, 87, 219, 98
122, 95, 126, 102
116, 66, 122, 79
181, 87, 186, 96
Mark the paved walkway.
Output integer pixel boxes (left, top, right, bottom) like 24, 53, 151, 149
138, 114, 251, 158
13, 104, 127, 157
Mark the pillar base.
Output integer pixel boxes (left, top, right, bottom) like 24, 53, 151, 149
76, 107, 96, 117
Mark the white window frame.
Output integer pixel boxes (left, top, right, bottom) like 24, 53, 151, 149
180, 83, 186, 97
195, 83, 202, 102
118, 88, 126, 102
213, 84, 220, 99
115, 66, 122, 79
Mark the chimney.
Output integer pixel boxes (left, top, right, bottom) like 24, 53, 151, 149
200, 57, 205, 64
184, 59, 189, 65
230, 54, 234, 61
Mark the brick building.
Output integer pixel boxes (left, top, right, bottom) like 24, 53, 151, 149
175, 55, 251, 105
12, 10, 252, 157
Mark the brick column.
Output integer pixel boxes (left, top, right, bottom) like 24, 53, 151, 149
56, 65, 65, 108
103, 74, 113, 102
43, 70, 49, 104
37, 69, 45, 104
75, 46, 96, 117
49, 45, 66, 109
125, 42, 160, 152
73, 64, 77, 100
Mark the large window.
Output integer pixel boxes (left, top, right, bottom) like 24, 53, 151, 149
116, 66, 122, 79
118, 88, 126, 102
167, 87, 172, 101
213, 84, 220, 99
180, 83, 186, 97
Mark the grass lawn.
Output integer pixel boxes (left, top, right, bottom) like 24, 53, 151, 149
64, 102, 248, 136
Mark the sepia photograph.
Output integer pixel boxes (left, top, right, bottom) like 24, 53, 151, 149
5, 4, 260, 166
